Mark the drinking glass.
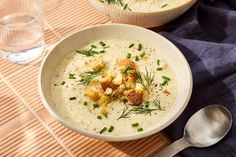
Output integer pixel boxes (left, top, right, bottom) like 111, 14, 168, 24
0, 0, 44, 64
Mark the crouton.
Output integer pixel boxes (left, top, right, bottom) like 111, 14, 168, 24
128, 91, 143, 106
117, 59, 137, 70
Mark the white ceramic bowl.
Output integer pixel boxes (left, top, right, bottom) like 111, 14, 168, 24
89, 0, 197, 28
38, 24, 192, 141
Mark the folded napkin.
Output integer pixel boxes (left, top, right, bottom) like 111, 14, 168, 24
156, 0, 236, 156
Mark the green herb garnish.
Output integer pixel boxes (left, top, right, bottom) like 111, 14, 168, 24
132, 68, 154, 94
101, 0, 131, 11
99, 41, 106, 47
117, 105, 133, 119
157, 59, 160, 66
76, 48, 99, 57
137, 128, 143, 132
162, 76, 170, 81
91, 45, 97, 48
161, 80, 168, 86
79, 68, 103, 86
157, 68, 163, 71
121, 66, 132, 74
100, 50, 106, 53
93, 103, 99, 108
118, 99, 164, 119
161, 4, 168, 8
135, 56, 140, 61
108, 125, 114, 132
161, 76, 170, 86
99, 127, 107, 134
123, 3, 131, 10
132, 123, 139, 127
69, 97, 76, 100
61, 81, 65, 85
140, 52, 145, 58
138, 43, 143, 51
69, 73, 76, 79
144, 101, 149, 108
97, 115, 102, 119
129, 43, 134, 48
127, 53, 131, 58
152, 99, 164, 110
84, 101, 88, 106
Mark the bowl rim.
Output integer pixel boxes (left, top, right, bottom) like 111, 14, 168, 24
38, 23, 193, 141
91, 0, 196, 14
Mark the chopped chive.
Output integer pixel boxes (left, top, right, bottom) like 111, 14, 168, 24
127, 53, 131, 59
103, 46, 110, 49
157, 59, 160, 66
108, 125, 114, 132
138, 43, 143, 51
100, 50, 106, 53
161, 4, 168, 8
97, 115, 102, 119
93, 103, 99, 108
135, 56, 140, 61
122, 66, 132, 73
69, 97, 76, 100
129, 43, 134, 48
137, 128, 143, 132
69, 73, 76, 79
157, 68, 163, 71
83, 101, 88, 106
54, 84, 57, 86
140, 52, 145, 57
61, 81, 65, 85
99, 41, 106, 47
162, 76, 170, 81
161, 80, 168, 86
99, 127, 107, 134
144, 101, 149, 108
132, 123, 139, 127
91, 45, 97, 48
123, 3, 128, 10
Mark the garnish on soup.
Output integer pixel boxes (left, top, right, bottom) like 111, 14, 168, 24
51, 39, 176, 136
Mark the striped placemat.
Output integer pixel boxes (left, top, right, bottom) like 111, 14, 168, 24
0, 0, 176, 156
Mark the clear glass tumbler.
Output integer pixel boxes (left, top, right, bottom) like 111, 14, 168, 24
0, 0, 44, 64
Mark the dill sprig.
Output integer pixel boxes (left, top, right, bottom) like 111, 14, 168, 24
101, 0, 131, 10
132, 68, 154, 94
117, 104, 133, 120
152, 99, 164, 110
79, 69, 103, 85
102, 0, 124, 5
132, 106, 158, 115
117, 99, 164, 120
76, 47, 99, 57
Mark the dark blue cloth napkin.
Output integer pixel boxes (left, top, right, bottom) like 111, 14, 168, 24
154, 0, 236, 157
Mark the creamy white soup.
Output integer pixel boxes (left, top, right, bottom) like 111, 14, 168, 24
98, 0, 186, 12
51, 39, 177, 136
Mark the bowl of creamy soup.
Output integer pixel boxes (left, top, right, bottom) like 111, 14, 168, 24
89, 0, 197, 28
39, 24, 192, 141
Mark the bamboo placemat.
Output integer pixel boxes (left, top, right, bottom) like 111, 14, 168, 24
0, 0, 176, 156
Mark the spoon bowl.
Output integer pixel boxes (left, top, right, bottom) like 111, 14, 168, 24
154, 104, 232, 157
184, 105, 232, 147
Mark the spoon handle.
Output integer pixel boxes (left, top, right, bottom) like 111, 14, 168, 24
153, 137, 190, 157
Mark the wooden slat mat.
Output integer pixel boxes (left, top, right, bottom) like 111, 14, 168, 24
0, 0, 175, 156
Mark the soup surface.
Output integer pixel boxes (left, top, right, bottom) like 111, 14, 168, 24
98, 0, 187, 12
51, 38, 177, 136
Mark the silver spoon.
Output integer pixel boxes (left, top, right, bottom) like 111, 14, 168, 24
154, 104, 232, 157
